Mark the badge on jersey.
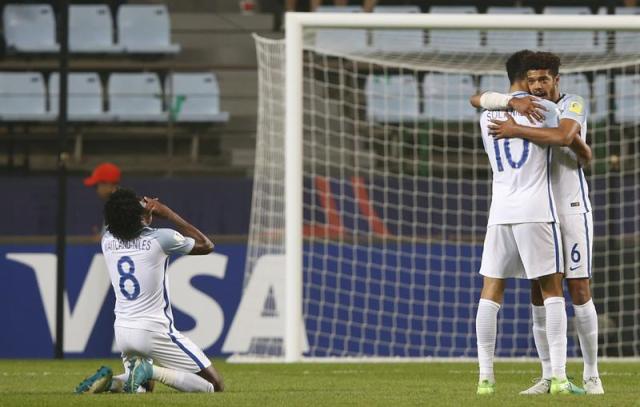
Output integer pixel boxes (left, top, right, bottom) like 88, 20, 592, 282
569, 101, 583, 114
173, 231, 186, 243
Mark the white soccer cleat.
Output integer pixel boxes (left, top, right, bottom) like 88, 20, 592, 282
583, 377, 604, 395
519, 378, 551, 395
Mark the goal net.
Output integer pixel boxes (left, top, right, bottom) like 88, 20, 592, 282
238, 13, 640, 361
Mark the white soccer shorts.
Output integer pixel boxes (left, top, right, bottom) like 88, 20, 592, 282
115, 326, 211, 373
559, 212, 593, 279
479, 222, 564, 280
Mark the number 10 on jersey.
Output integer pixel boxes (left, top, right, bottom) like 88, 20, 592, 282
493, 138, 530, 172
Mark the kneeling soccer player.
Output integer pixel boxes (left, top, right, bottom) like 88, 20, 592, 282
75, 188, 224, 394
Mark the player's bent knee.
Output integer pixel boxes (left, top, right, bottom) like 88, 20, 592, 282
198, 366, 225, 392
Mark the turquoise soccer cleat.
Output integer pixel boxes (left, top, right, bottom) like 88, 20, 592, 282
74, 365, 113, 394
550, 377, 586, 395
124, 357, 153, 393
476, 380, 496, 395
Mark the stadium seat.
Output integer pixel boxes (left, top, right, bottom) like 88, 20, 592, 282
371, 6, 424, 52
108, 73, 168, 121
117, 5, 180, 54
70, 5, 123, 53
0, 72, 54, 121
559, 73, 591, 111
365, 75, 420, 122
49, 73, 113, 121
314, 6, 368, 53
427, 6, 480, 53
591, 74, 609, 122
165, 73, 230, 122
423, 73, 477, 121
485, 7, 537, 53
542, 7, 605, 54
3, 4, 59, 53
614, 7, 640, 54
479, 75, 510, 94
614, 74, 640, 124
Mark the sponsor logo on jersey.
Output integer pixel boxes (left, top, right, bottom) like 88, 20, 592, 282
571, 202, 580, 207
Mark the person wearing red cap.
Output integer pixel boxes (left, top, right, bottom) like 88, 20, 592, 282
84, 162, 122, 201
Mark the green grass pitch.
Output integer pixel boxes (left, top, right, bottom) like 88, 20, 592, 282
0, 359, 638, 406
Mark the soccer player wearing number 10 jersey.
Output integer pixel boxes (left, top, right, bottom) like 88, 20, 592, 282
486, 52, 602, 395
473, 50, 584, 396
75, 188, 224, 395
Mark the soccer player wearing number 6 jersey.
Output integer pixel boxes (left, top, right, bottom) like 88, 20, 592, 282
484, 52, 603, 395
474, 50, 584, 396
75, 188, 224, 395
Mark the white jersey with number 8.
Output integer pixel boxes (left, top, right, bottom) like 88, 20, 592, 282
102, 227, 195, 333
480, 91, 561, 226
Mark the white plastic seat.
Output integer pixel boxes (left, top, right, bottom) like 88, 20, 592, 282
70, 5, 122, 53
0, 72, 54, 120
365, 75, 420, 122
314, 6, 367, 54
591, 74, 608, 121
542, 7, 605, 54
371, 6, 423, 52
108, 73, 167, 121
615, 74, 640, 124
486, 7, 537, 53
165, 73, 230, 122
423, 73, 477, 121
614, 7, 640, 54
428, 7, 480, 53
3, 4, 59, 52
117, 5, 180, 54
559, 73, 590, 105
479, 75, 510, 94
49, 73, 113, 121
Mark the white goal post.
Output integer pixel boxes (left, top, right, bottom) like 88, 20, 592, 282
245, 12, 640, 362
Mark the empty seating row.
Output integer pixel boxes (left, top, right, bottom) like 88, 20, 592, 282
3, 4, 179, 54
315, 6, 640, 54
0, 72, 229, 123
365, 73, 639, 124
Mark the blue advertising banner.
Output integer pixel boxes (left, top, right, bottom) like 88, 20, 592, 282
0, 243, 246, 358
1, 241, 578, 358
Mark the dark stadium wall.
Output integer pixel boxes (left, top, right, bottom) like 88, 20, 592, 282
0, 176, 253, 236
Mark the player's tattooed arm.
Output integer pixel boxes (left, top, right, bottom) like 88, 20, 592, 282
470, 92, 546, 124
489, 115, 592, 166
143, 197, 214, 255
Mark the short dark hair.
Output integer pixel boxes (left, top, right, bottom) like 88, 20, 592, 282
506, 49, 535, 84
104, 188, 144, 241
523, 51, 561, 76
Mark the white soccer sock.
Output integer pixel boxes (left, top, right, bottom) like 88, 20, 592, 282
544, 296, 567, 381
109, 373, 127, 392
476, 298, 500, 383
573, 299, 600, 380
531, 305, 552, 380
152, 366, 214, 393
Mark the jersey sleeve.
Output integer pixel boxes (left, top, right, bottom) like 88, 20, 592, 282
154, 228, 195, 255
560, 95, 586, 126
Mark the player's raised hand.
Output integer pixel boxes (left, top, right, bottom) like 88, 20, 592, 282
508, 96, 547, 124
142, 197, 174, 220
488, 113, 520, 139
